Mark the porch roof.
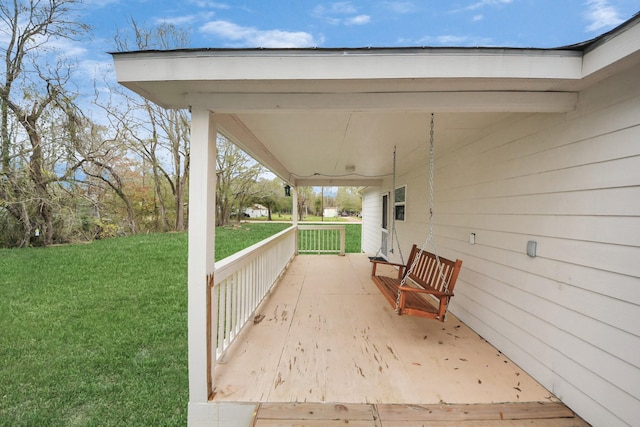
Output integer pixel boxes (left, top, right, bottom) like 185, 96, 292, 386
111, 14, 640, 187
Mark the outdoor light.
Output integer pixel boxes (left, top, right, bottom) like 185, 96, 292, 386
284, 185, 291, 197
527, 240, 537, 257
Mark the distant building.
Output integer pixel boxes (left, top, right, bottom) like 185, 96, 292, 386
243, 204, 268, 218
323, 207, 338, 218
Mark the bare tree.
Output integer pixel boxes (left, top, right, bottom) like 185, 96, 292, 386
79, 135, 139, 235
110, 20, 191, 231
0, 0, 89, 246
216, 135, 265, 226
296, 187, 315, 221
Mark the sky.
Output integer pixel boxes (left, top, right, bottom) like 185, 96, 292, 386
3, 1, 640, 90
80, 0, 640, 49
71, 0, 639, 83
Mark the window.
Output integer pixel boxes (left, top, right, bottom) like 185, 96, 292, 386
394, 185, 406, 221
381, 193, 389, 230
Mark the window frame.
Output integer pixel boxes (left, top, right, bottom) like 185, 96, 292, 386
394, 185, 406, 222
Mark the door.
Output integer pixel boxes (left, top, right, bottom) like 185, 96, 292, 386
380, 193, 389, 258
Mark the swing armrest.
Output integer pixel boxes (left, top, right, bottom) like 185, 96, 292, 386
371, 260, 406, 280
398, 285, 453, 298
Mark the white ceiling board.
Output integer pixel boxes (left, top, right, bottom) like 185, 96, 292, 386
228, 111, 515, 185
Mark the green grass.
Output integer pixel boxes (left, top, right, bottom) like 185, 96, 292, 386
0, 222, 360, 426
215, 222, 291, 259
298, 223, 361, 254
0, 233, 189, 427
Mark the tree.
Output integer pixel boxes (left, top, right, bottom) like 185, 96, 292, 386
0, 0, 89, 246
77, 122, 140, 235
112, 20, 191, 232
254, 178, 288, 221
215, 135, 265, 226
336, 187, 362, 215
296, 187, 315, 220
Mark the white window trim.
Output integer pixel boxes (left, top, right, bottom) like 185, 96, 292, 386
394, 185, 406, 222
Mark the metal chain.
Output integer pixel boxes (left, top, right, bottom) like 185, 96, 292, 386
391, 146, 405, 265
390, 146, 396, 260
395, 113, 451, 312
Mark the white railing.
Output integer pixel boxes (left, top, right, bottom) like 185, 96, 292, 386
297, 224, 346, 256
212, 226, 296, 360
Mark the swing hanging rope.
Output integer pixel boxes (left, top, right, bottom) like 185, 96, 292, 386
395, 113, 451, 312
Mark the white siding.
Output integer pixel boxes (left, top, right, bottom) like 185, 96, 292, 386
361, 187, 382, 255
426, 63, 640, 427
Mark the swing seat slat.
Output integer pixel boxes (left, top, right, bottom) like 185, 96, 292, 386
370, 244, 463, 322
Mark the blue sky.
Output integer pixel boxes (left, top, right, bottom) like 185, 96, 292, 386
64, 1, 638, 95
81, 0, 639, 50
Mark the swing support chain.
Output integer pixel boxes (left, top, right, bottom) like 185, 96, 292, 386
395, 113, 451, 313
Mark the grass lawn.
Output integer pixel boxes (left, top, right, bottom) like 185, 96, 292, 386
0, 222, 360, 426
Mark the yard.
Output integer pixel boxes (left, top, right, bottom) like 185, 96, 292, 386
0, 223, 360, 426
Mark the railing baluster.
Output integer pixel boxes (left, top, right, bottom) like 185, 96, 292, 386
213, 226, 296, 360
297, 225, 345, 255
211, 225, 346, 361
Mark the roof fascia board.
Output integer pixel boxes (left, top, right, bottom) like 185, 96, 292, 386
582, 15, 640, 77
112, 49, 583, 83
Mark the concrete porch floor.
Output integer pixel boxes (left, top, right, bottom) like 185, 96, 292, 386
213, 254, 560, 406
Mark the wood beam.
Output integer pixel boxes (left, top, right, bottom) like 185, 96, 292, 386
215, 113, 292, 183
187, 91, 577, 114
295, 178, 382, 187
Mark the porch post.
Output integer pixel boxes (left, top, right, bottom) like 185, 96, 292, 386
187, 109, 217, 412
292, 186, 299, 254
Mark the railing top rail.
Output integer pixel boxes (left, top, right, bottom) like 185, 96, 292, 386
214, 225, 296, 282
298, 224, 346, 230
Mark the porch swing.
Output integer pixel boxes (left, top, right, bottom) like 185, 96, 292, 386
370, 113, 463, 322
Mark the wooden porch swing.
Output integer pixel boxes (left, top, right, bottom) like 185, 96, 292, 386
371, 114, 463, 322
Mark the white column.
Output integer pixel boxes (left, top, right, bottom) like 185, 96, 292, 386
187, 109, 217, 407
292, 186, 298, 227
292, 186, 299, 254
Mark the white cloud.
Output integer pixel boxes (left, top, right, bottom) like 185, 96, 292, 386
38, 36, 88, 59
584, 0, 624, 32
82, 0, 120, 7
346, 15, 371, 25
472, 14, 483, 22
313, 2, 371, 26
155, 12, 215, 26
77, 59, 115, 82
382, 1, 417, 14
409, 34, 493, 46
327, 2, 358, 14
188, 0, 230, 9
453, 0, 512, 12
200, 20, 319, 47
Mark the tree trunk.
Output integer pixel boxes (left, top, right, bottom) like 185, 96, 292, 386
27, 121, 54, 246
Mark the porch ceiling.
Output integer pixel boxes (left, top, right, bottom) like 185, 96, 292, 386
111, 17, 640, 186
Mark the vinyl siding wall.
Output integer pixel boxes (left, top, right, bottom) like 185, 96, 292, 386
361, 187, 382, 255
361, 63, 640, 426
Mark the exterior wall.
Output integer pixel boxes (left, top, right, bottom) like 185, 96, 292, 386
440, 64, 639, 427
361, 187, 382, 255
361, 63, 640, 426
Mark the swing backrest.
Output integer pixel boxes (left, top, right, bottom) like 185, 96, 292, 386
404, 244, 462, 295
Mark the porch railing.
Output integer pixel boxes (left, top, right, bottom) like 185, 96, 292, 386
297, 224, 346, 256
211, 224, 346, 361
213, 226, 296, 360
